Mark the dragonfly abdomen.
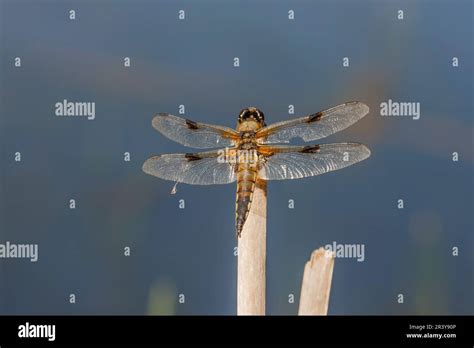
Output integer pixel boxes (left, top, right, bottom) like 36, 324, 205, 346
235, 164, 257, 238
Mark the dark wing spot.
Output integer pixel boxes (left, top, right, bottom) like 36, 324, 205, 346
307, 111, 323, 123
301, 145, 321, 153
185, 119, 199, 130
185, 153, 202, 161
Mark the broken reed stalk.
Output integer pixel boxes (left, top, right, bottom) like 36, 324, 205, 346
298, 247, 335, 315
237, 179, 267, 315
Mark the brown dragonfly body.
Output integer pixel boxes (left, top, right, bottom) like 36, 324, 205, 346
234, 108, 264, 236
143, 102, 371, 238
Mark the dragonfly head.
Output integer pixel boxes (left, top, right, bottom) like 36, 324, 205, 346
238, 107, 266, 127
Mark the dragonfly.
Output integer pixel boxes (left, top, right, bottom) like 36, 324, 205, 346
143, 101, 371, 238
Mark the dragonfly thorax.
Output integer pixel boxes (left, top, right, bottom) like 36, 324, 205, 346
237, 131, 257, 150
238, 140, 257, 151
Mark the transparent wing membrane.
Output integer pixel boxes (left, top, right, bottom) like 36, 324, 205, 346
142, 150, 237, 185
258, 143, 371, 180
152, 113, 239, 149
256, 102, 369, 143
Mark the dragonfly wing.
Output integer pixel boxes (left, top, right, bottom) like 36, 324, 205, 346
152, 113, 239, 149
142, 149, 237, 185
256, 101, 369, 143
257, 143, 371, 180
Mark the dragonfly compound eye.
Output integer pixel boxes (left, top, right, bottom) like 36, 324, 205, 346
239, 107, 265, 124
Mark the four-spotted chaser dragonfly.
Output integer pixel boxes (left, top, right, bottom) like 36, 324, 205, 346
143, 102, 371, 237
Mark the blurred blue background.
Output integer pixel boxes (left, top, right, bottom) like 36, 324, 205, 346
0, 0, 472, 315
